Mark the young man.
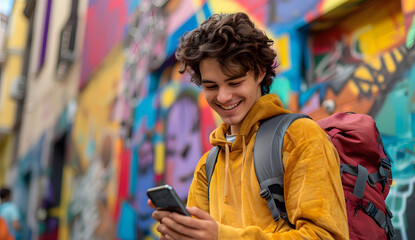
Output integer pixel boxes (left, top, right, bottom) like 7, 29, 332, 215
0, 187, 21, 240
148, 12, 348, 239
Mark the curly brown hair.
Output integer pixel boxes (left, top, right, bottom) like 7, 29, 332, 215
175, 12, 277, 95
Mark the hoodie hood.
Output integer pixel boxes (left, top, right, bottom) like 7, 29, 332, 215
209, 93, 291, 150
208, 93, 291, 204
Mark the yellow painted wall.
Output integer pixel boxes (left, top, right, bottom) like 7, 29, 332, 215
320, 0, 349, 14
0, 135, 14, 186
341, 0, 405, 59
0, 0, 28, 129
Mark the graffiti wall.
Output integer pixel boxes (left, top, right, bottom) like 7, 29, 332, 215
79, 0, 130, 88
72, 44, 124, 240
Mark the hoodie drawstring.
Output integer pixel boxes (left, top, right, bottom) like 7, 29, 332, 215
223, 135, 247, 204
241, 135, 246, 182
224, 144, 230, 204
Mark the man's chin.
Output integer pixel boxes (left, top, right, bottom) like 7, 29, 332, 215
222, 118, 242, 127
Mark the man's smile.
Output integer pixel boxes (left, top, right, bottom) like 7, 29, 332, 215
218, 100, 242, 110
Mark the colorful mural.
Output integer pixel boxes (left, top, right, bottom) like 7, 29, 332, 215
69, 134, 115, 240
79, 0, 129, 88
71, 44, 124, 240
160, 84, 202, 199
130, 92, 159, 238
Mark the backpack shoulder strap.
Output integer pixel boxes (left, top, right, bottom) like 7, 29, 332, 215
254, 113, 309, 222
206, 145, 221, 199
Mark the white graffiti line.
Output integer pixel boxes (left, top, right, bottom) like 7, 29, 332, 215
68, 157, 113, 240
387, 177, 415, 240
385, 138, 415, 240
314, 41, 345, 83
385, 138, 415, 172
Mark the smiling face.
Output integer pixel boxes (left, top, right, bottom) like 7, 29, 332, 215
200, 58, 265, 135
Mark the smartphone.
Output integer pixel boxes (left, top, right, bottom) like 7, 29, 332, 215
147, 184, 191, 216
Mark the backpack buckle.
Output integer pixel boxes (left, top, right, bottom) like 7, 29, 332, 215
260, 188, 271, 199
379, 158, 392, 186
364, 202, 378, 218
379, 166, 388, 178
380, 158, 391, 177
389, 227, 396, 239
381, 158, 391, 169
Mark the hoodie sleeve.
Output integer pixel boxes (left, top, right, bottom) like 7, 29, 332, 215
187, 152, 210, 213
187, 118, 349, 240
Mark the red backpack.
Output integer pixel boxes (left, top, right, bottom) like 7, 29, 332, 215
206, 112, 396, 240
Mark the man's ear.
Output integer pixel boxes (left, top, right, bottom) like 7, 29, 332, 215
257, 69, 266, 83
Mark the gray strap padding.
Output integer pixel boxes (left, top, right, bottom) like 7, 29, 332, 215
206, 146, 220, 199
340, 164, 369, 199
254, 113, 308, 222
340, 164, 358, 177
254, 114, 309, 181
353, 164, 368, 199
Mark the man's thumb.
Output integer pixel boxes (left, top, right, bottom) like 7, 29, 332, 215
186, 207, 211, 219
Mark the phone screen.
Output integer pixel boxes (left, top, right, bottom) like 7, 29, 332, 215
147, 185, 191, 216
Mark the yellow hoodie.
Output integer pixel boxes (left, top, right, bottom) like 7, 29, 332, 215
187, 94, 349, 239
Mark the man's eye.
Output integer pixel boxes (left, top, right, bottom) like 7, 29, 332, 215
229, 82, 242, 86
204, 85, 217, 89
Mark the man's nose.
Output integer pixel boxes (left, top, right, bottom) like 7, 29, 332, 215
217, 86, 232, 103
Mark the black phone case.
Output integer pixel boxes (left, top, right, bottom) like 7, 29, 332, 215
147, 184, 191, 216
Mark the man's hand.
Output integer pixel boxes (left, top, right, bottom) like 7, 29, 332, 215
11, 220, 20, 231
147, 200, 218, 240
148, 199, 171, 222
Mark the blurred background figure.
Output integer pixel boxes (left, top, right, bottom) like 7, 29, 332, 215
0, 187, 21, 240
0, 217, 14, 240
